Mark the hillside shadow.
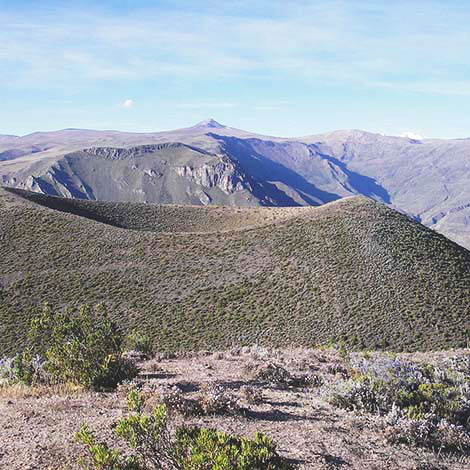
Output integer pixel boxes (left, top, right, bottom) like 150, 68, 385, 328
246, 409, 300, 422
138, 372, 177, 380
212, 134, 340, 206
264, 399, 301, 408
51, 160, 96, 200
318, 152, 391, 203
3, 187, 126, 229
246, 408, 317, 422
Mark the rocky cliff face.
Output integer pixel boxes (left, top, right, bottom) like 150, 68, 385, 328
82, 143, 196, 160
4, 143, 276, 206
1, 122, 470, 249
174, 158, 246, 195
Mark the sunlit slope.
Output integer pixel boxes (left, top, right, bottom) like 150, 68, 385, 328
1, 187, 469, 354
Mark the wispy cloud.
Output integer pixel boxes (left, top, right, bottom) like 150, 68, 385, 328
120, 99, 134, 108
1, 1, 470, 96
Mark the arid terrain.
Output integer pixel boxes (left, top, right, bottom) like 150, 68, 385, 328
2, 347, 470, 470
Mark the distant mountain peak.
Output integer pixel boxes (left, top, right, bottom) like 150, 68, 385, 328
193, 118, 226, 129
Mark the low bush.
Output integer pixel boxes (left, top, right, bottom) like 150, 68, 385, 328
0, 352, 47, 386
325, 354, 470, 453
197, 384, 242, 416
240, 385, 264, 405
160, 384, 243, 417
383, 404, 470, 453
254, 363, 293, 389
125, 330, 154, 357
28, 303, 138, 390
76, 389, 294, 470
253, 362, 311, 389
160, 386, 202, 417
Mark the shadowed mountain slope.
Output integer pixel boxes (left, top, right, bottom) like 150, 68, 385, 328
1, 141, 300, 207
4, 187, 304, 233
2, 122, 470, 249
1, 187, 469, 355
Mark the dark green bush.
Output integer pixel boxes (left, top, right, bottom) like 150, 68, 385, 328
175, 427, 291, 470
76, 389, 293, 469
29, 303, 138, 389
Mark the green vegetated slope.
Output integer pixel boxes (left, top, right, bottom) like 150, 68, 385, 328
0, 186, 469, 355
4, 188, 304, 233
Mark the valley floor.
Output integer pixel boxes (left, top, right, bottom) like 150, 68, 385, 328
1, 348, 469, 470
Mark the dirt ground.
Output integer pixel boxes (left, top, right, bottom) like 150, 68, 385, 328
1, 348, 469, 470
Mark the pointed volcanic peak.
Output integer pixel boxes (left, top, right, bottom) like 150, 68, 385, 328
191, 118, 227, 129
184, 118, 273, 139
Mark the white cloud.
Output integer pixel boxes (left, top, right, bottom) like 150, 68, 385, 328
120, 99, 134, 108
1, 2, 470, 96
401, 131, 424, 140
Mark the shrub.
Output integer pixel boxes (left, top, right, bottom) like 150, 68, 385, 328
252, 363, 294, 389
325, 355, 470, 453
0, 357, 13, 384
160, 384, 243, 417
29, 303, 138, 390
0, 352, 47, 385
383, 405, 470, 453
125, 330, 154, 357
303, 372, 324, 388
175, 427, 292, 470
12, 351, 47, 385
197, 384, 242, 416
327, 379, 381, 414
253, 362, 310, 389
240, 385, 264, 405
160, 386, 202, 417
339, 356, 468, 424
76, 389, 294, 470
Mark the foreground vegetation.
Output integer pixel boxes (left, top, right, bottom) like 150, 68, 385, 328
77, 391, 293, 470
325, 353, 470, 453
1, 187, 470, 355
2, 344, 470, 469
0, 305, 293, 469
2, 305, 470, 468
7, 303, 139, 390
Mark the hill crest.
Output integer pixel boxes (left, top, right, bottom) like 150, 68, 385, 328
1, 186, 469, 355
2, 120, 470, 251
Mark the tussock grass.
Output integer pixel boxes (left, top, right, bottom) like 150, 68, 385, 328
0, 382, 85, 399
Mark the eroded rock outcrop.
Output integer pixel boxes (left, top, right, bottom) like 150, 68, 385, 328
174, 158, 246, 195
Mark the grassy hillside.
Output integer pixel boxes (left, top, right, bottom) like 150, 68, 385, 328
1, 186, 469, 355
4, 188, 306, 232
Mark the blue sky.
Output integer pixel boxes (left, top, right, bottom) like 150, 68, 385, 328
1, 0, 469, 138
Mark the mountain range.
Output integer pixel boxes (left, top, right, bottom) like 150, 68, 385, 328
1, 119, 470, 249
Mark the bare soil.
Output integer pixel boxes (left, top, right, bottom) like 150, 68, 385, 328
1, 348, 469, 470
